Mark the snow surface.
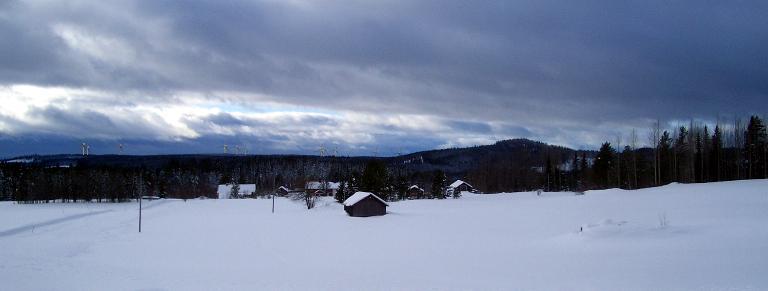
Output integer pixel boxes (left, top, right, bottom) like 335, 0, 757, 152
342, 192, 388, 207
2, 180, 768, 290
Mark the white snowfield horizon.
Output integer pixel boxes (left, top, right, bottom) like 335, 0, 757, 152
2, 180, 768, 291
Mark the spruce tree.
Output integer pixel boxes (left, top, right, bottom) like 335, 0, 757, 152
229, 181, 240, 199
431, 170, 446, 199
335, 180, 346, 203
712, 125, 723, 181
361, 160, 388, 199
745, 116, 767, 179
593, 142, 615, 188
674, 126, 689, 182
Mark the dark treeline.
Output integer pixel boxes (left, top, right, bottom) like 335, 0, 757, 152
582, 115, 767, 191
0, 155, 372, 203
1, 116, 766, 203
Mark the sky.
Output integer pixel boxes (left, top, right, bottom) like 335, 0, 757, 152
1, 0, 767, 157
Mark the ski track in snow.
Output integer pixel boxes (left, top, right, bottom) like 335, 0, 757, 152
0, 209, 113, 237
0, 199, 171, 237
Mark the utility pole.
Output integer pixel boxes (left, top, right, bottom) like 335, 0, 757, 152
616, 134, 622, 188
138, 173, 144, 233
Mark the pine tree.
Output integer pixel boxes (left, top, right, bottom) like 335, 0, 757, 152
544, 155, 553, 191
335, 180, 347, 203
572, 151, 580, 191
711, 125, 723, 181
593, 142, 615, 188
659, 131, 672, 184
229, 181, 240, 199
361, 160, 388, 199
745, 116, 767, 179
674, 126, 690, 182
695, 132, 703, 183
579, 152, 589, 190
703, 126, 711, 182
431, 170, 446, 199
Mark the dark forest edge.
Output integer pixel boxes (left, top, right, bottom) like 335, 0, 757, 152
1, 115, 766, 204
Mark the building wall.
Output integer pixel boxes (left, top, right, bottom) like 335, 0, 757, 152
348, 196, 386, 217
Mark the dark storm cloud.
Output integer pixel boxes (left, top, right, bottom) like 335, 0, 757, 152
0, 0, 767, 155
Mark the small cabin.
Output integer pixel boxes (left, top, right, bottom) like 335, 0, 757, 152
447, 180, 475, 194
276, 186, 291, 196
407, 185, 424, 199
343, 192, 388, 217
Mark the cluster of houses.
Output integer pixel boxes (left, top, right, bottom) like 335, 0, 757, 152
217, 181, 342, 199
216, 179, 476, 217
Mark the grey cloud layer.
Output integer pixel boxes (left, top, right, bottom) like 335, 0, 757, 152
1, 0, 767, 155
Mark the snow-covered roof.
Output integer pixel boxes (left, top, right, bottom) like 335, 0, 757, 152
408, 185, 423, 191
343, 192, 388, 207
305, 181, 340, 190
277, 186, 291, 192
449, 180, 473, 188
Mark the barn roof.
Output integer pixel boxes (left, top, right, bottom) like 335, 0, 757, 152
449, 180, 473, 188
343, 192, 388, 207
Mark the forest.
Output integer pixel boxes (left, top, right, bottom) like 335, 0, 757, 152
0, 115, 765, 204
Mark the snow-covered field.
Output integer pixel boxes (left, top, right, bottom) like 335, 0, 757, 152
2, 180, 768, 290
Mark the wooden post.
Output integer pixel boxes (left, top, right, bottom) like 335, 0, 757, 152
272, 195, 275, 213
139, 196, 142, 233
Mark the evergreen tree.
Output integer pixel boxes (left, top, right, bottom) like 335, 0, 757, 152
745, 116, 767, 179
335, 180, 347, 203
674, 126, 690, 182
0, 168, 7, 201
659, 131, 672, 184
361, 160, 388, 199
229, 181, 240, 199
431, 170, 446, 199
348, 170, 361, 194
572, 151, 580, 191
579, 152, 589, 190
695, 131, 703, 183
396, 175, 408, 201
703, 126, 711, 182
711, 125, 724, 181
593, 142, 615, 188
544, 155, 553, 191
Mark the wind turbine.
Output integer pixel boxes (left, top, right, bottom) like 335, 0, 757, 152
319, 144, 326, 157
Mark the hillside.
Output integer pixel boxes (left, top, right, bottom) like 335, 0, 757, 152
2, 139, 592, 191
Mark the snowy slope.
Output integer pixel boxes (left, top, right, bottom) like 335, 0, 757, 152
1, 180, 767, 290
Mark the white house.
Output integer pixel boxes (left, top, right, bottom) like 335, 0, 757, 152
305, 181, 340, 196
217, 184, 256, 199
446, 180, 475, 195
